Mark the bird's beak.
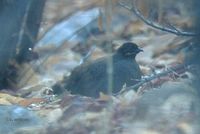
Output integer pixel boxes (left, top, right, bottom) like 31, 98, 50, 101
137, 48, 143, 53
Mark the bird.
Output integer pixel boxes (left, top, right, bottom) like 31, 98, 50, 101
63, 42, 143, 98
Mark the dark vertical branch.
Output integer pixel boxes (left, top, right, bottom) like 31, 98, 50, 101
193, 0, 200, 35
0, 0, 30, 87
190, 0, 200, 94
104, 0, 113, 96
0, 0, 45, 88
16, 0, 46, 63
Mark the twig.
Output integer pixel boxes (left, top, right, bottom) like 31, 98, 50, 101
120, 64, 190, 94
79, 46, 96, 65
118, 1, 198, 36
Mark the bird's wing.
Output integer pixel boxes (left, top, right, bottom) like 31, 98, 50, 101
113, 59, 142, 86
65, 58, 107, 90
79, 58, 107, 80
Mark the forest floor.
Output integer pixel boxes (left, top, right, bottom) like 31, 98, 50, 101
0, 0, 199, 134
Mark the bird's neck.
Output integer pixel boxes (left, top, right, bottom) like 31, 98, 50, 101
113, 53, 136, 61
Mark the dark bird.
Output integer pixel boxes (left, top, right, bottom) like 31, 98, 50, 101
64, 42, 143, 98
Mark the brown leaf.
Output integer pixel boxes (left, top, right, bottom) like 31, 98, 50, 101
19, 98, 46, 107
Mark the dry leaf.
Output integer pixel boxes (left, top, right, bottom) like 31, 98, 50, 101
0, 93, 24, 105
19, 98, 46, 107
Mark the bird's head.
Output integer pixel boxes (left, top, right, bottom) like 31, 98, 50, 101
116, 42, 143, 58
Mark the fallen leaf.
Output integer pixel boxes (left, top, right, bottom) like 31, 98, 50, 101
0, 93, 24, 105
19, 98, 46, 107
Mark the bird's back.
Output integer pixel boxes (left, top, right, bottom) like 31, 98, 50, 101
65, 53, 142, 97
65, 57, 107, 97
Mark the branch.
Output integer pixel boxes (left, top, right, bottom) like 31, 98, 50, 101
119, 1, 199, 36
119, 64, 191, 94
79, 46, 96, 65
